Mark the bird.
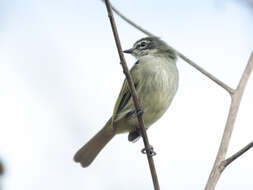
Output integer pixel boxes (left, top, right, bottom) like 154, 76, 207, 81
74, 37, 179, 167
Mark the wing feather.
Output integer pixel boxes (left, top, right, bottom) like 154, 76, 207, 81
112, 63, 140, 123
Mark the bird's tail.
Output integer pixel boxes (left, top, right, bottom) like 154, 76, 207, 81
74, 119, 115, 167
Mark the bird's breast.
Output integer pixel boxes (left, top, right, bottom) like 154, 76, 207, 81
137, 56, 179, 126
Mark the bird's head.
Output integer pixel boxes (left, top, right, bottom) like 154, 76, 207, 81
123, 37, 177, 60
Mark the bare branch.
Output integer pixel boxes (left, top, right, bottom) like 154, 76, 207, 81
205, 52, 253, 190
101, 0, 155, 36
99, 2, 253, 189
221, 141, 253, 169
103, 1, 160, 190
0, 160, 3, 176
110, 4, 155, 37
177, 52, 234, 94
100, 0, 234, 94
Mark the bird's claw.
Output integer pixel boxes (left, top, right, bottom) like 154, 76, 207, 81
141, 145, 157, 156
136, 108, 144, 116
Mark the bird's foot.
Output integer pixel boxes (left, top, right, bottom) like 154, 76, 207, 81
141, 145, 157, 156
136, 108, 144, 117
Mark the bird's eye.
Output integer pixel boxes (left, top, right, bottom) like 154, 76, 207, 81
140, 42, 147, 47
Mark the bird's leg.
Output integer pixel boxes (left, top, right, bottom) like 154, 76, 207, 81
136, 107, 156, 156
126, 107, 144, 118
128, 127, 141, 142
136, 107, 144, 117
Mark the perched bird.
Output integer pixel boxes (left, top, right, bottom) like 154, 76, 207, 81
74, 37, 179, 167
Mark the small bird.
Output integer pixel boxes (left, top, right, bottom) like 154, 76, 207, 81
74, 37, 179, 167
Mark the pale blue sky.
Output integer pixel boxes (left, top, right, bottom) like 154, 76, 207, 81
0, 1, 253, 190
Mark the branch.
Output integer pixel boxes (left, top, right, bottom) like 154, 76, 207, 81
104, 1, 160, 190
0, 160, 3, 190
101, 0, 234, 95
176, 53, 234, 94
221, 141, 253, 169
205, 52, 253, 190
109, 2, 156, 37
100, 2, 253, 189
0, 160, 3, 176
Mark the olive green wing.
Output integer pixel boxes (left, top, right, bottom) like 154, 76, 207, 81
112, 80, 129, 117
112, 81, 134, 122
112, 68, 139, 123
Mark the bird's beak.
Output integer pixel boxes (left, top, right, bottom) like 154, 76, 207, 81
123, 48, 134, 54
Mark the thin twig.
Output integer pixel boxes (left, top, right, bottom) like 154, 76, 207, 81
205, 52, 253, 190
0, 160, 3, 176
100, 2, 253, 189
104, 1, 160, 190
177, 52, 234, 94
101, 0, 155, 37
100, 0, 234, 95
221, 141, 253, 170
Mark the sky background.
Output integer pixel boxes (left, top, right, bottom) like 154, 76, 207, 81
0, 0, 253, 190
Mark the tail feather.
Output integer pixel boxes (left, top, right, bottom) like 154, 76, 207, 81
74, 120, 115, 167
